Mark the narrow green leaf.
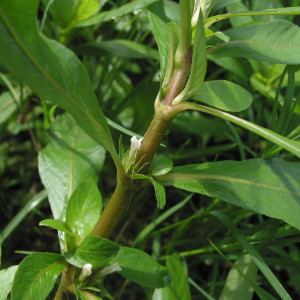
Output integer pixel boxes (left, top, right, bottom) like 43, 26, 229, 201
153, 253, 191, 300
0, 0, 120, 165
65, 236, 119, 269
180, 103, 300, 158
38, 114, 105, 221
219, 255, 257, 300
206, 7, 300, 27
110, 247, 170, 288
11, 253, 67, 300
76, 40, 159, 60
152, 179, 166, 209
66, 180, 102, 245
148, 155, 173, 176
209, 20, 300, 64
174, 10, 207, 103
192, 80, 253, 112
39, 219, 73, 235
0, 91, 19, 124
158, 159, 300, 231
211, 211, 293, 300
74, 0, 159, 27
148, 10, 170, 84
0, 265, 18, 300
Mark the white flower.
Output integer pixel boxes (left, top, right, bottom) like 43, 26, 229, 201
129, 136, 143, 158
82, 263, 92, 277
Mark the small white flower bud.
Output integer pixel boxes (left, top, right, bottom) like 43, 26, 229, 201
82, 263, 92, 277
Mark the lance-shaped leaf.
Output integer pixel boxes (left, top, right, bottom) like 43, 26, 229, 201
209, 20, 300, 64
0, 0, 121, 166
157, 158, 300, 231
39, 114, 105, 222
0, 265, 18, 300
191, 80, 252, 112
110, 246, 170, 288
206, 7, 300, 28
11, 253, 67, 300
179, 102, 300, 159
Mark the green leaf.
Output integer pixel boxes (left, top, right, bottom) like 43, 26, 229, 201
219, 255, 257, 300
180, 103, 300, 158
0, 91, 18, 125
66, 180, 102, 245
0, 265, 18, 300
148, 155, 173, 176
65, 236, 119, 268
153, 253, 191, 300
11, 253, 67, 300
110, 247, 170, 288
174, 10, 207, 103
212, 211, 292, 300
206, 7, 300, 27
38, 114, 105, 221
209, 20, 300, 64
158, 158, 300, 231
191, 80, 253, 112
148, 10, 170, 84
74, 0, 159, 27
45, 0, 100, 28
0, 0, 120, 165
39, 219, 73, 235
152, 178, 166, 209
76, 40, 159, 60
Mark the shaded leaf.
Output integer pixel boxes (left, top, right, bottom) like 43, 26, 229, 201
210, 20, 300, 64
76, 40, 159, 60
38, 114, 105, 221
219, 255, 257, 300
153, 253, 191, 300
65, 236, 119, 268
192, 80, 253, 112
0, 0, 120, 164
158, 158, 300, 231
152, 179, 166, 209
11, 253, 66, 300
148, 155, 173, 176
110, 247, 170, 288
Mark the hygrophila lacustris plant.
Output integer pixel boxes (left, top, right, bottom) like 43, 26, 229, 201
0, 0, 300, 299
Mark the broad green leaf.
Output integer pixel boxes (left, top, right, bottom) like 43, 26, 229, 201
212, 211, 292, 300
225, 1, 253, 28
66, 180, 102, 245
192, 80, 253, 112
11, 253, 66, 300
148, 155, 173, 176
153, 253, 191, 300
219, 255, 257, 300
76, 40, 159, 60
39, 219, 73, 234
110, 247, 170, 288
0, 265, 18, 300
174, 10, 207, 103
209, 20, 300, 64
74, 0, 159, 28
45, 0, 100, 28
0, 0, 120, 165
206, 7, 300, 27
152, 178, 166, 209
38, 114, 105, 221
158, 158, 300, 231
148, 10, 170, 84
65, 236, 119, 268
179, 103, 300, 158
